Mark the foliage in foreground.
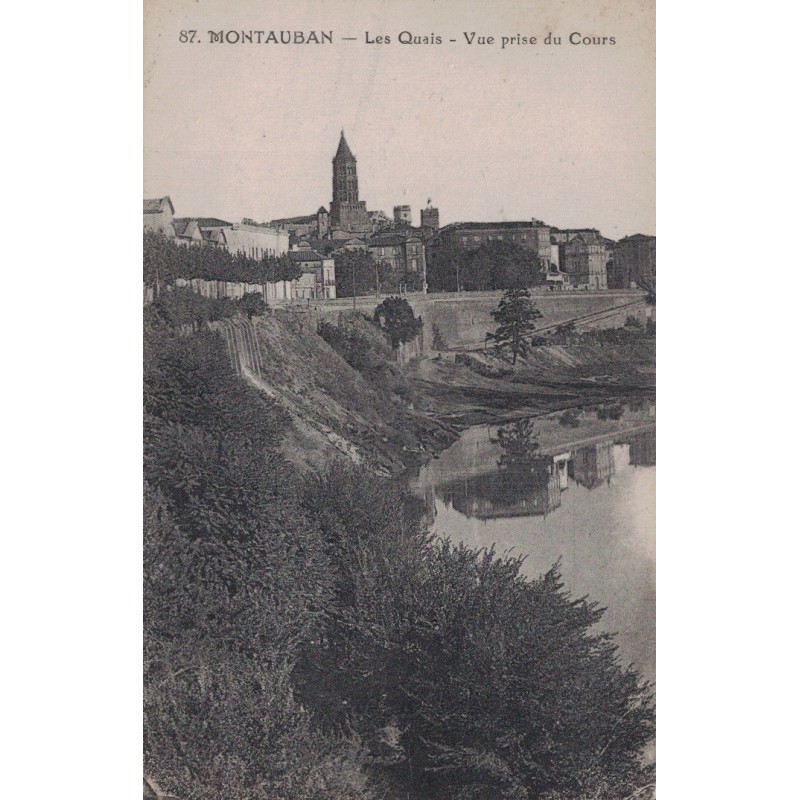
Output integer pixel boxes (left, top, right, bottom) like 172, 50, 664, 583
143, 308, 655, 799
299, 463, 654, 800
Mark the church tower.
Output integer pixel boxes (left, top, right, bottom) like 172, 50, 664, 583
330, 131, 370, 232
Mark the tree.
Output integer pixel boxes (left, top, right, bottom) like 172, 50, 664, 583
496, 419, 552, 486
462, 240, 543, 291
143, 231, 302, 287
238, 291, 267, 320
487, 288, 543, 364
427, 240, 543, 293
333, 249, 382, 297
373, 297, 423, 349
151, 285, 209, 332
426, 242, 462, 292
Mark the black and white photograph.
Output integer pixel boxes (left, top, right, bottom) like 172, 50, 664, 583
143, 1, 656, 797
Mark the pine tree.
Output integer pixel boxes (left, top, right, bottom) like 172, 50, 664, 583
488, 288, 543, 364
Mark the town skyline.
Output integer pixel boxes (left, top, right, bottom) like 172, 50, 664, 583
145, 123, 655, 239
144, 0, 654, 240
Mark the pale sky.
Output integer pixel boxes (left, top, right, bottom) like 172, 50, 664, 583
144, 0, 654, 238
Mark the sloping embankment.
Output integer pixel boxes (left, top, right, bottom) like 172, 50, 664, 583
212, 314, 457, 475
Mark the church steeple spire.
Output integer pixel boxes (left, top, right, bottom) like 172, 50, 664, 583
330, 130, 369, 232
334, 130, 356, 162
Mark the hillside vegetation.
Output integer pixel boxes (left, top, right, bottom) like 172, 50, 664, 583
143, 301, 656, 800
246, 311, 456, 474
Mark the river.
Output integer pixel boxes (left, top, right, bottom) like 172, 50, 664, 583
410, 407, 656, 685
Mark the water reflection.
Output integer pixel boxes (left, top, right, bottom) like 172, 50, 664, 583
439, 419, 563, 519
412, 419, 656, 682
427, 427, 654, 524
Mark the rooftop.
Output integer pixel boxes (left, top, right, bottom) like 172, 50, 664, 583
143, 196, 174, 215
441, 221, 538, 231
288, 249, 326, 262
271, 214, 317, 226
173, 217, 232, 229
618, 233, 656, 242
368, 233, 421, 247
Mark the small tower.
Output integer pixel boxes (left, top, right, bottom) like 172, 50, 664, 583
420, 199, 439, 232
316, 206, 329, 238
393, 205, 412, 224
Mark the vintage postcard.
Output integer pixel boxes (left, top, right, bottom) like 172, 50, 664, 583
144, 1, 656, 797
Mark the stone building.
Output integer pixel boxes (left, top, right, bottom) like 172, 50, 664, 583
288, 248, 336, 300
611, 234, 656, 290
367, 232, 426, 283
330, 131, 372, 234
437, 220, 544, 252
143, 197, 175, 236
270, 207, 330, 239
369, 209, 392, 230
218, 224, 289, 259
560, 230, 608, 289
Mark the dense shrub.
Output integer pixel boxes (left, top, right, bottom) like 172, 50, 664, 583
148, 286, 269, 331
317, 319, 387, 374
296, 464, 655, 800
144, 310, 655, 799
608, 403, 625, 420
373, 297, 424, 349
143, 320, 372, 799
624, 315, 643, 329
559, 409, 581, 427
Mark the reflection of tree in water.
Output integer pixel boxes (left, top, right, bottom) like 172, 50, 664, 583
496, 419, 552, 488
433, 420, 561, 519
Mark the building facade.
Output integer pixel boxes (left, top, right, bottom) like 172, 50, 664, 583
143, 197, 175, 236
219, 224, 289, 259
611, 234, 656, 290
438, 220, 546, 252
288, 248, 336, 300
367, 232, 426, 284
560, 231, 608, 289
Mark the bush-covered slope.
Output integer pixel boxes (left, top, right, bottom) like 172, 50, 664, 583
143, 306, 655, 800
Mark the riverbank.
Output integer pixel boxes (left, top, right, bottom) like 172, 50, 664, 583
228, 312, 654, 477
407, 341, 655, 429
